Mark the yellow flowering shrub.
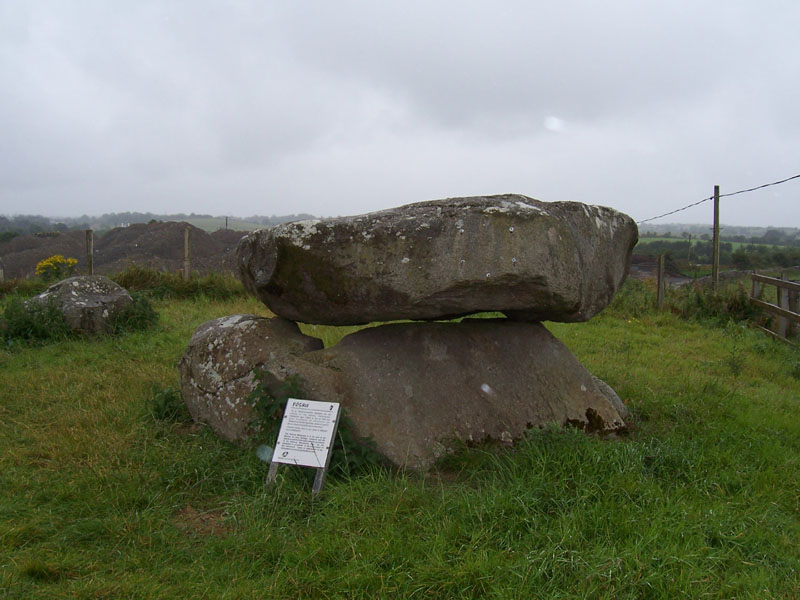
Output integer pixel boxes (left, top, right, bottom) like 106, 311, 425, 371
35, 255, 78, 281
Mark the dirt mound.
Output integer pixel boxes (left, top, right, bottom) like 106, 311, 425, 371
0, 222, 249, 279
210, 229, 252, 272
0, 230, 86, 279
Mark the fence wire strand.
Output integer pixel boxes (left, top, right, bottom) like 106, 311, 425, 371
637, 173, 800, 224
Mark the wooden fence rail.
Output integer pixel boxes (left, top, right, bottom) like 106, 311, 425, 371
750, 273, 800, 341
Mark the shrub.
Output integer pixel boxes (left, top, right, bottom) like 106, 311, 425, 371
669, 281, 759, 325
109, 293, 159, 334
0, 291, 158, 348
35, 254, 78, 282
147, 385, 191, 422
0, 296, 71, 346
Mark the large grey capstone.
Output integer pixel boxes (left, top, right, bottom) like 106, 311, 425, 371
178, 315, 323, 442
179, 315, 627, 469
26, 275, 133, 334
237, 195, 638, 325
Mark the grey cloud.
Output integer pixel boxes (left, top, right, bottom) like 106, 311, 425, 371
0, 0, 798, 226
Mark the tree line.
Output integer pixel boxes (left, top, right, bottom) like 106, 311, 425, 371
0, 212, 317, 242
636, 239, 800, 270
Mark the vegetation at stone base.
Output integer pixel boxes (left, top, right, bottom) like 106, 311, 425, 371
249, 371, 387, 477
111, 264, 247, 300
0, 297, 71, 347
108, 292, 160, 335
147, 385, 191, 423
1, 293, 799, 598
0, 291, 159, 348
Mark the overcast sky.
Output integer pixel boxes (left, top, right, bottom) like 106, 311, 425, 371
1, 1, 799, 226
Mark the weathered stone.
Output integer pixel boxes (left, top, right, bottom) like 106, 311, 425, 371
26, 275, 133, 334
181, 316, 627, 469
177, 315, 323, 442
237, 195, 638, 325
592, 375, 629, 420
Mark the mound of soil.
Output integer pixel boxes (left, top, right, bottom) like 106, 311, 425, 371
0, 230, 87, 280
0, 222, 250, 279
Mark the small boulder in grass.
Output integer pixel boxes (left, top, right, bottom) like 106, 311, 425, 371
26, 275, 133, 334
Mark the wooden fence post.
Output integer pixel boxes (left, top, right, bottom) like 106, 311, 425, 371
85, 229, 94, 276
776, 273, 790, 338
183, 227, 191, 281
712, 185, 720, 292
656, 254, 666, 309
789, 286, 799, 338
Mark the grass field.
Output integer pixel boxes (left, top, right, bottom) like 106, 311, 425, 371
638, 237, 792, 251
181, 217, 263, 232
1, 289, 800, 598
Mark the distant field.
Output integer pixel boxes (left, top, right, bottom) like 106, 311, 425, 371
638, 237, 789, 251
181, 217, 263, 232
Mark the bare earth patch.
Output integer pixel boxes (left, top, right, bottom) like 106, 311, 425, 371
174, 506, 229, 537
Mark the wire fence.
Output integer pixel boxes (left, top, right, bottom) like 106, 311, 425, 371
637, 173, 800, 224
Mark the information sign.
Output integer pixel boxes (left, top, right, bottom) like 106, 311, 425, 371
272, 399, 340, 468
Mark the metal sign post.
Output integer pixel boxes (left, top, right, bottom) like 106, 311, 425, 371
265, 399, 341, 496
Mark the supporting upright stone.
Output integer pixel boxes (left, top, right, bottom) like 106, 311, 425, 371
178, 316, 628, 470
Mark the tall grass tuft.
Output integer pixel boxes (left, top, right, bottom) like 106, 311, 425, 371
112, 264, 247, 300
670, 281, 760, 325
607, 277, 762, 326
109, 292, 159, 334
0, 278, 47, 300
0, 296, 71, 346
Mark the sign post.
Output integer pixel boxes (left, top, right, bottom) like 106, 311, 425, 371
265, 399, 341, 496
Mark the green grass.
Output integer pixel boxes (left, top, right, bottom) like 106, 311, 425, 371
639, 236, 791, 251
1, 292, 799, 598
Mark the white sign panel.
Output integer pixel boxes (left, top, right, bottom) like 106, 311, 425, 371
272, 399, 340, 468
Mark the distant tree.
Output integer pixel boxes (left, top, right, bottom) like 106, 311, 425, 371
772, 251, 790, 267
731, 249, 751, 269
762, 229, 785, 244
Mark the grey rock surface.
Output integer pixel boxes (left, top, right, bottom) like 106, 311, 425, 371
237, 195, 638, 325
181, 316, 627, 469
592, 375, 629, 420
27, 275, 133, 334
177, 315, 323, 442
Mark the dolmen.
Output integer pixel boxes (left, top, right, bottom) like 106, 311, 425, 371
179, 195, 638, 469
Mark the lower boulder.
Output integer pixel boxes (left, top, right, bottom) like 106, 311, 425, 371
26, 275, 133, 334
179, 315, 627, 469
178, 315, 323, 441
